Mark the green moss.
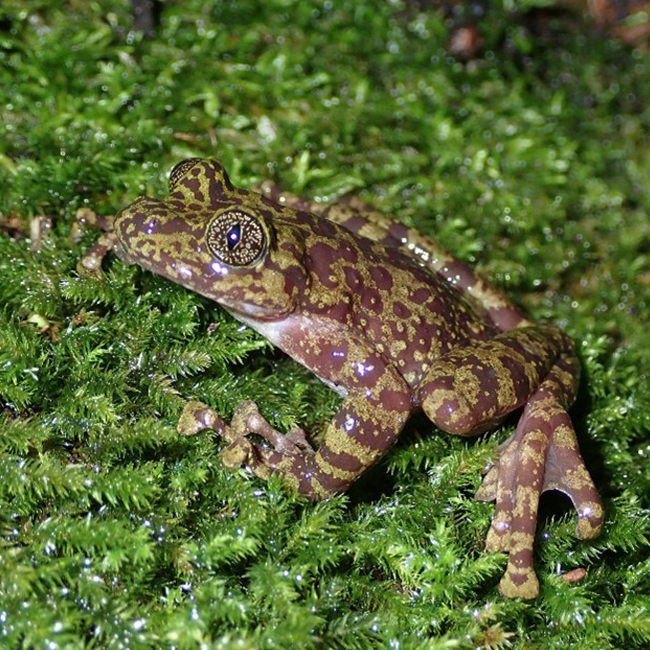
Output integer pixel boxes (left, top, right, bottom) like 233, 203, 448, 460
1, 0, 650, 647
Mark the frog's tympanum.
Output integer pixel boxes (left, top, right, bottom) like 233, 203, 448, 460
79, 158, 603, 599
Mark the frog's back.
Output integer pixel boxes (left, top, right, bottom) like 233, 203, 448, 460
282, 208, 496, 389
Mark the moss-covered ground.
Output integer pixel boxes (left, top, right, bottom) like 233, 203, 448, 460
2, 1, 650, 647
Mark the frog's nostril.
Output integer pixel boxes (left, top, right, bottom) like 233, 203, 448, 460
145, 219, 159, 235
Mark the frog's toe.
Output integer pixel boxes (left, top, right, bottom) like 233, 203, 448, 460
485, 510, 513, 553
499, 554, 540, 600
487, 475, 540, 598
472, 428, 546, 598
76, 231, 118, 279
228, 401, 314, 456
490, 493, 540, 598
282, 426, 314, 454
220, 437, 252, 468
77, 255, 105, 279
475, 464, 499, 502
542, 424, 605, 540
478, 435, 524, 553
476, 400, 603, 599
178, 400, 226, 437
576, 503, 604, 540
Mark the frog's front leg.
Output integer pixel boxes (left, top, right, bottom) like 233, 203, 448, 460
417, 325, 604, 598
179, 334, 413, 499
73, 208, 118, 277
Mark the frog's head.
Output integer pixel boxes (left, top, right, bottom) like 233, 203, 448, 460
113, 159, 308, 320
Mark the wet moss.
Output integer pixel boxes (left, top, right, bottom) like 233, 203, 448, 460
1, 1, 649, 647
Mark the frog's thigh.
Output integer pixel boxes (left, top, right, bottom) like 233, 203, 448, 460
417, 325, 568, 436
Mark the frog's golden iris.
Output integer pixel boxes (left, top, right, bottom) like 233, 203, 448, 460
205, 209, 268, 268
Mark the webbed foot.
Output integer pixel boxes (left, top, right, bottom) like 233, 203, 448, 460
475, 402, 604, 599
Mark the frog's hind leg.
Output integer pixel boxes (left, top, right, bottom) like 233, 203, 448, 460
417, 325, 603, 599
475, 352, 603, 598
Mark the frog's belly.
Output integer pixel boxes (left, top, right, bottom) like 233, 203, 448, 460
223, 308, 350, 399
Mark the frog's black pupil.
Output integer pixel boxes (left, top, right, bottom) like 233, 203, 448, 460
227, 224, 241, 250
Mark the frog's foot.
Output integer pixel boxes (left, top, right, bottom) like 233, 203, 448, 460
76, 232, 119, 278
177, 399, 314, 481
475, 400, 604, 600
73, 209, 117, 278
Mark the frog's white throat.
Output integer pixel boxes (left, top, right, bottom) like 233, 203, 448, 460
222, 308, 349, 398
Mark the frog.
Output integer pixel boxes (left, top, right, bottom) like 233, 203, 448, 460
78, 158, 604, 599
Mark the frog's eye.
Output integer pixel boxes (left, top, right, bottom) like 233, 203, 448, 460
206, 210, 267, 267
169, 158, 202, 190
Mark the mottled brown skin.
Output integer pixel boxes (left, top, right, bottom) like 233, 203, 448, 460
79, 158, 604, 599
